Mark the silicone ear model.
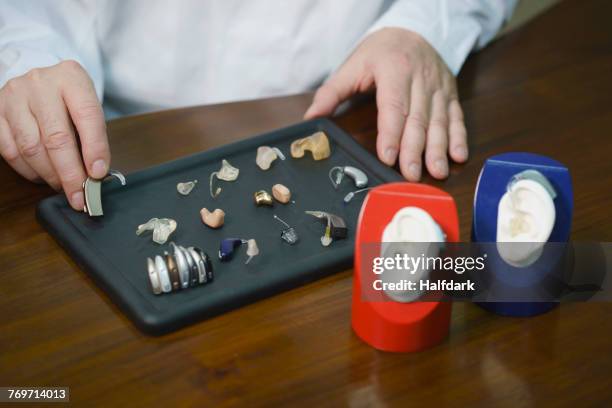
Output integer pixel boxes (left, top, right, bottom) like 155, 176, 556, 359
381, 207, 445, 302
496, 170, 556, 267
290, 131, 331, 160
256, 146, 286, 170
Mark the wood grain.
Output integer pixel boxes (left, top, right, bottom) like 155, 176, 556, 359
1, 0, 611, 406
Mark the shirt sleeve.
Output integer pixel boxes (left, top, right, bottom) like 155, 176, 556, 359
0, 0, 104, 100
365, 0, 519, 75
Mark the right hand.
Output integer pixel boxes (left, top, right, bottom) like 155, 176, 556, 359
0, 60, 110, 210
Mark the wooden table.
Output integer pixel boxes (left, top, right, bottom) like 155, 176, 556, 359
1, 0, 611, 406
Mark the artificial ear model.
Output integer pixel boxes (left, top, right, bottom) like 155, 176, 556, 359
381, 207, 445, 302
351, 182, 458, 352
496, 170, 557, 267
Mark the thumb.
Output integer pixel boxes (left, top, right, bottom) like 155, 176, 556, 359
304, 65, 359, 119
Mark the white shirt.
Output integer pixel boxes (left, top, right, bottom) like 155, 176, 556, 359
0, 0, 517, 117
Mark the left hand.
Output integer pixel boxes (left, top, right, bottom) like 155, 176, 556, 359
304, 27, 468, 181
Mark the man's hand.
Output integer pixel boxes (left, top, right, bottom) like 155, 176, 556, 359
0, 60, 110, 210
305, 28, 468, 181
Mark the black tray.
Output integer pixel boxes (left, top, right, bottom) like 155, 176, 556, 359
37, 119, 401, 335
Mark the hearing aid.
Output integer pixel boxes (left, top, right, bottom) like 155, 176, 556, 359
273, 214, 299, 245
254, 190, 274, 206
83, 169, 127, 217
219, 238, 259, 264
154, 255, 172, 294
170, 242, 190, 289
136, 218, 177, 244
179, 245, 200, 287
147, 257, 162, 295
146, 243, 214, 294
256, 146, 286, 170
209, 159, 239, 198
290, 131, 331, 160
191, 247, 214, 282
329, 166, 368, 189
177, 180, 197, 195
305, 210, 347, 246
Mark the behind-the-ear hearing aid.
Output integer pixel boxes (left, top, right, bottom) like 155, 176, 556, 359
83, 170, 127, 216
219, 238, 259, 264
305, 210, 347, 246
329, 166, 368, 189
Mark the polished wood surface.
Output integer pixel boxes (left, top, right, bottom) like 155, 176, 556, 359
1, 0, 611, 406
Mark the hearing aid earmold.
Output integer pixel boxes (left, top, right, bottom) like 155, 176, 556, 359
136, 218, 177, 244
290, 131, 331, 160
177, 180, 197, 195
209, 159, 239, 198
256, 146, 286, 170
200, 208, 225, 229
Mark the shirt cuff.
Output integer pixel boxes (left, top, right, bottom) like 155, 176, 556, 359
365, 13, 482, 76
0, 41, 103, 101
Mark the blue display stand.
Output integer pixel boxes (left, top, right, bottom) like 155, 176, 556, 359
472, 153, 573, 316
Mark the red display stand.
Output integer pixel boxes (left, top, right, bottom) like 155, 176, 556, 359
351, 183, 459, 352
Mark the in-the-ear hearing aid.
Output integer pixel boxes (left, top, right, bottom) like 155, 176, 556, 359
329, 166, 368, 189
254, 190, 274, 206
83, 170, 126, 216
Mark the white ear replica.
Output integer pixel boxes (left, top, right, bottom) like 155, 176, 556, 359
381, 207, 445, 302
496, 170, 557, 267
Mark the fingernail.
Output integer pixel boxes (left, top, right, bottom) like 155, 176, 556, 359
91, 160, 107, 178
304, 105, 316, 118
435, 159, 448, 176
71, 191, 84, 210
408, 163, 421, 181
454, 146, 468, 160
384, 147, 398, 165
